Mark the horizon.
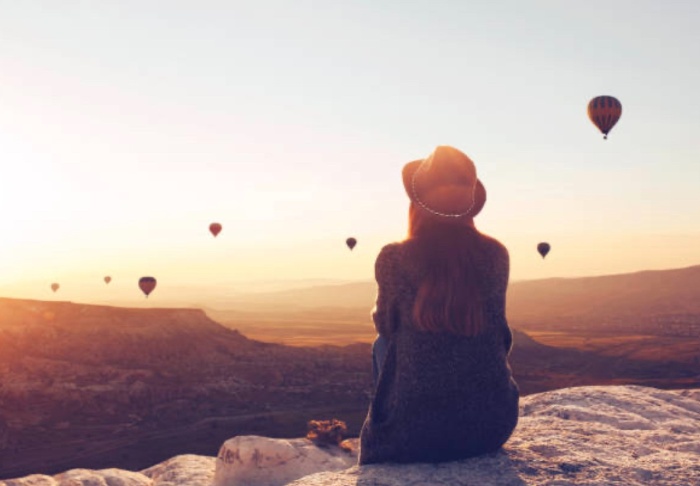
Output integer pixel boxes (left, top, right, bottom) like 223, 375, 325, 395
1, 1, 699, 302
2, 260, 698, 309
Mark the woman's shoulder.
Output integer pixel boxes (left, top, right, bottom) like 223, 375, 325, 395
378, 241, 403, 254
376, 242, 404, 262
475, 232, 510, 268
374, 242, 403, 273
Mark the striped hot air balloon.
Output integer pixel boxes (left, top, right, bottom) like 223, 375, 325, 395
587, 96, 622, 139
138, 276, 157, 298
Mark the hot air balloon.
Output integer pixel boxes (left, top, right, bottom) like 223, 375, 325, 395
346, 237, 357, 250
138, 276, 157, 298
51, 283, 60, 292
209, 223, 222, 237
537, 242, 551, 259
104, 276, 112, 284
587, 96, 622, 139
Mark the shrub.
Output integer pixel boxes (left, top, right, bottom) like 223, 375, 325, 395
306, 418, 347, 447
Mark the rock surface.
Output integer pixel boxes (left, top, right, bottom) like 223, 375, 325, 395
2, 385, 699, 486
0, 456, 215, 486
291, 386, 700, 486
214, 436, 355, 486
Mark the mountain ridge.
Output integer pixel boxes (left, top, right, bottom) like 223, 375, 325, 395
207, 263, 700, 312
205, 264, 700, 339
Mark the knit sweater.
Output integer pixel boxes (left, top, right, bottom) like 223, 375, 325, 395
358, 234, 519, 464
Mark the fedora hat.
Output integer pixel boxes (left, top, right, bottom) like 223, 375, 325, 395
402, 146, 486, 218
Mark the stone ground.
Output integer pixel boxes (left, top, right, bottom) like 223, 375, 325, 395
2, 386, 699, 486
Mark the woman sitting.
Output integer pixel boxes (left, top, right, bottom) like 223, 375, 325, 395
359, 145, 519, 465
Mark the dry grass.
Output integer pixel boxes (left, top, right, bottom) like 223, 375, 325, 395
306, 419, 348, 447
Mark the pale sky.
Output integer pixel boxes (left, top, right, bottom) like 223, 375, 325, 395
0, 1, 699, 304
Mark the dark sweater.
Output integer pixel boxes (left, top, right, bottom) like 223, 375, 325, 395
358, 234, 519, 464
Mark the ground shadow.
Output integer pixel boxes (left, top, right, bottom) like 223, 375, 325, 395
353, 448, 528, 486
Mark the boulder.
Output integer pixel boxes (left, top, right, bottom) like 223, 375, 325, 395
214, 436, 355, 486
142, 454, 216, 486
0, 456, 215, 486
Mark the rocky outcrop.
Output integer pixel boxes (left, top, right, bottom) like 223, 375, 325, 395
2, 385, 699, 485
290, 386, 700, 486
214, 436, 355, 486
0, 455, 215, 486
0, 297, 371, 478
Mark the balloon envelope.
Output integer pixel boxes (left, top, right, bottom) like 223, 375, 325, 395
51, 283, 59, 292
209, 223, 222, 237
104, 276, 112, 284
587, 96, 622, 139
346, 237, 357, 250
537, 242, 551, 259
138, 276, 157, 297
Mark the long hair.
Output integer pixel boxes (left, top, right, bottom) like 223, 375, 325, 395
407, 203, 486, 336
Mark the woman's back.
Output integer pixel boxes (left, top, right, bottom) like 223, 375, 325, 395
358, 231, 519, 464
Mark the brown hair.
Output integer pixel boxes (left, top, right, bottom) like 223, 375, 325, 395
407, 203, 486, 336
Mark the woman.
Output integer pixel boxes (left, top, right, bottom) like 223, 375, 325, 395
359, 146, 519, 465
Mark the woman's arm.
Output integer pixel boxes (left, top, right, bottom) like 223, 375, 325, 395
371, 244, 400, 338
491, 241, 513, 353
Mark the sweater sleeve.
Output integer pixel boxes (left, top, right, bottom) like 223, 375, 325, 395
490, 242, 513, 354
371, 244, 400, 338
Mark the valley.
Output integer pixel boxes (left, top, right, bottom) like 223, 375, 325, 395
2, 265, 700, 478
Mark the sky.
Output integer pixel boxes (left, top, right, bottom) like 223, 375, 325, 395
0, 1, 699, 304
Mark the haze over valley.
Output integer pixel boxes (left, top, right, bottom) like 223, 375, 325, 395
209, 264, 700, 344
2, 265, 699, 478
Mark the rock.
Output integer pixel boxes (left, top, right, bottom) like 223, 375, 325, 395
214, 436, 356, 486
0, 475, 58, 486
289, 386, 700, 485
0, 456, 215, 486
55, 468, 151, 485
142, 454, 216, 486
2, 386, 699, 486
0, 469, 150, 486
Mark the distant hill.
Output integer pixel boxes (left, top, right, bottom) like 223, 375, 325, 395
212, 264, 700, 335
507, 265, 700, 326
221, 282, 377, 311
505, 265, 700, 338
0, 297, 253, 370
0, 298, 371, 479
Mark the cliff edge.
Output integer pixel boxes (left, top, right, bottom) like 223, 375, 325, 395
2, 385, 699, 485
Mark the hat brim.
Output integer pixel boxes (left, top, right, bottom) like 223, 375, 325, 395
402, 159, 486, 218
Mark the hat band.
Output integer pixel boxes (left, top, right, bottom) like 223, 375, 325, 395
411, 166, 476, 218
